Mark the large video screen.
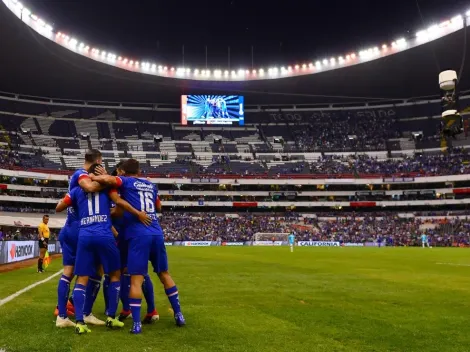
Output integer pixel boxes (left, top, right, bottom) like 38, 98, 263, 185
181, 95, 244, 126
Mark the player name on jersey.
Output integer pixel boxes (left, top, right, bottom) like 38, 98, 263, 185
80, 214, 109, 226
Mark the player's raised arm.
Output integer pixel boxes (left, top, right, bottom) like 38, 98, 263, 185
56, 193, 73, 212
108, 190, 152, 226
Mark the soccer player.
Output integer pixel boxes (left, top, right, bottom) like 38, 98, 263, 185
288, 232, 295, 252
109, 163, 160, 324
421, 232, 430, 248
91, 159, 185, 334
57, 163, 151, 334
37, 215, 50, 273
55, 149, 109, 328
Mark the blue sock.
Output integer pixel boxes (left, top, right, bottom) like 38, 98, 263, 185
165, 286, 181, 315
107, 281, 121, 318
72, 283, 86, 324
129, 298, 142, 324
120, 274, 130, 311
83, 275, 101, 316
103, 275, 110, 315
57, 275, 72, 318
142, 274, 155, 314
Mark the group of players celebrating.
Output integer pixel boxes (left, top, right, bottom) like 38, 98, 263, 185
53, 149, 185, 334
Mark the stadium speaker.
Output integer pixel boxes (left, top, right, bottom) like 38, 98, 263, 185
347, 135, 357, 140
214, 138, 222, 144
273, 137, 284, 144
439, 70, 463, 137
412, 131, 423, 141
80, 132, 90, 139
21, 128, 31, 135
439, 70, 457, 91
153, 135, 163, 143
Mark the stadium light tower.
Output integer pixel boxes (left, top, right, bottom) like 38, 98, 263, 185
439, 70, 463, 137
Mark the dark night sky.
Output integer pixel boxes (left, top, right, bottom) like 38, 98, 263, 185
25, 0, 470, 68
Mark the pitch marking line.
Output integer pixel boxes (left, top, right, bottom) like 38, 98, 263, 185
436, 263, 470, 267
0, 269, 63, 307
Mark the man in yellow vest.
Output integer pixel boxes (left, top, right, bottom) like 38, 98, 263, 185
38, 215, 50, 273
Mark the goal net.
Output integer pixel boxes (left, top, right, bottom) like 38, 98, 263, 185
253, 232, 290, 246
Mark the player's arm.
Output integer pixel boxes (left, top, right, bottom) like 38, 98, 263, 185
56, 193, 73, 213
111, 226, 119, 238
78, 174, 105, 193
89, 174, 122, 187
156, 195, 162, 213
108, 190, 152, 226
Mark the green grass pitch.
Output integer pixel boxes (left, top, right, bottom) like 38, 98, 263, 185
1, 247, 470, 352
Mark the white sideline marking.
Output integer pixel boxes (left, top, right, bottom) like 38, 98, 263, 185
436, 263, 470, 267
0, 270, 63, 307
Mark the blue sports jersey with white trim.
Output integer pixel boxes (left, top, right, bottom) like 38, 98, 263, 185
67, 187, 113, 236
115, 176, 163, 239
65, 168, 89, 227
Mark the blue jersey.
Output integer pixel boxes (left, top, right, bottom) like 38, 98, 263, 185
111, 210, 125, 237
65, 187, 113, 236
114, 176, 163, 239
421, 234, 427, 242
288, 234, 295, 245
65, 168, 89, 227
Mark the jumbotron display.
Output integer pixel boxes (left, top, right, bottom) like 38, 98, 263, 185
181, 95, 245, 125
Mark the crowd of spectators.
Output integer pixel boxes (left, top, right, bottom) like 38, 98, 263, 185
292, 115, 399, 152
0, 149, 22, 168
2, 213, 470, 247
2, 143, 470, 177
157, 213, 470, 247
0, 226, 57, 241
301, 149, 470, 176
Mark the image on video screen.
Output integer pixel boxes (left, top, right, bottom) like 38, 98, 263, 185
181, 95, 244, 125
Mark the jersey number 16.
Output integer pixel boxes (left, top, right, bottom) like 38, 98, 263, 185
139, 191, 155, 213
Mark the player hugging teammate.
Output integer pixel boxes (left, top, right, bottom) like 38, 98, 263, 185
54, 152, 185, 335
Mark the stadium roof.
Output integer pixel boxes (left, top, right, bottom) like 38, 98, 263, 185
1, 1, 470, 105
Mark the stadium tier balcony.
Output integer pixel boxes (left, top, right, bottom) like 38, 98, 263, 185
261, 124, 293, 141
139, 123, 172, 140
268, 161, 311, 175
0, 114, 28, 131
48, 119, 78, 137
173, 129, 201, 141
175, 143, 193, 153
113, 122, 140, 139
229, 161, 267, 175
230, 129, 261, 143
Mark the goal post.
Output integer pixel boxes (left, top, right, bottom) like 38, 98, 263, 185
253, 232, 291, 246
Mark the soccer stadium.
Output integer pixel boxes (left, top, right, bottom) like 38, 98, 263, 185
2, 0, 470, 350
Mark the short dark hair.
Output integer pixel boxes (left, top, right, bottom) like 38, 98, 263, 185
121, 158, 140, 175
43, 215, 49, 218
88, 163, 102, 175
111, 160, 126, 176
85, 149, 102, 163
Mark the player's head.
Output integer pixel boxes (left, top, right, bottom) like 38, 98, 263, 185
121, 158, 140, 176
111, 160, 125, 176
84, 149, 102, 165
87, 163, 102, 176
43, 215, 49, 224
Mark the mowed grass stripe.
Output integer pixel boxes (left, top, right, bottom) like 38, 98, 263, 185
0, 260, 64, 298
1, 248, 470, 352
